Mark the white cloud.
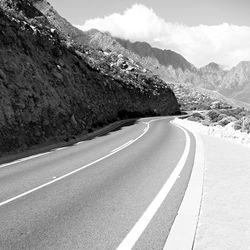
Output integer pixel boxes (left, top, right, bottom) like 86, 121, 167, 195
76, 4, 250, 68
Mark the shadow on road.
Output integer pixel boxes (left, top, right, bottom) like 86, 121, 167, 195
0, 118, 139, 166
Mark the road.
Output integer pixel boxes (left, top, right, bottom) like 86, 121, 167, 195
0, 117, 195, 250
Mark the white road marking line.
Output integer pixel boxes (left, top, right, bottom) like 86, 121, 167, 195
0, 146, 69, 170
111, 140, 134, 153
0, 152, 51, 169
0, 118, 164, 170
0, 118, 163, 208
51, 147, 69, 152
0, 119, 153, 170
163, 124, 204, 250
116, 123, 191, 250
74, 141, 84, 145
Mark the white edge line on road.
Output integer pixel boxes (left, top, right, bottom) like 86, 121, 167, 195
0, 119, 155, 170
0, 118, 165, 170
111, 140, 134, 153
163, 121, 205, 250
51, 146, 69, 152
0, 152, 51, 169
0, 147, 69, 170
0, 118, 162, 208
116, 122, 191, 250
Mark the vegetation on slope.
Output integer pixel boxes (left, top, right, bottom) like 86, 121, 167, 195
188, 108, 250, 133
0, 0, 179, 155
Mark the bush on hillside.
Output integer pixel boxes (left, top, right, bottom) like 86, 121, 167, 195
233, 120, 242, 130
243, 117, 250, 133
218, 116, 236, 127
187, 112, 205, 122
201, 120, 210, 126
207, 110, 220, 122
216, 113, 228, 122
233, 117, 250, 132
220, 108, 246, 119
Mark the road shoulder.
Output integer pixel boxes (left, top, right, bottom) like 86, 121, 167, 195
194, 135, 250, 250
172, 118, 250, 250
163, 120, 205, 250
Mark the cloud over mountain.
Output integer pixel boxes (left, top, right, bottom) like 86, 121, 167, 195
76, 4, 250, 68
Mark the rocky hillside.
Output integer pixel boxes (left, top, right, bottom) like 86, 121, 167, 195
170, 82, 233, 111
116, 39, 195, 71
198, 62, 227, 90
219, 61, 250, 103
118, 42, 250, 105
61, 18, 250, 106
0, 0, 179, 155
30, 0, 238, 111
114, 39, 250, 105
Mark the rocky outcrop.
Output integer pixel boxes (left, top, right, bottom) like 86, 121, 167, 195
0, 1, 179, 155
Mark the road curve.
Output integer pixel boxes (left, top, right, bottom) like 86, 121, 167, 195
0, 117, 195, 250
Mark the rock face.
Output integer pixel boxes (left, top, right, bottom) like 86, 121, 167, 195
29, 1, 234, 110
72, 28, 250, 105
0, 1, 180, 155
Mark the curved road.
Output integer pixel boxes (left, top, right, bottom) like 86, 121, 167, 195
0, 117, 195, 250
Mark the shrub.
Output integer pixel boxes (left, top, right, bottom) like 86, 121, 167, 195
218, 116, 236, 127
221, 108, 245, 119
201, 120, 211, 126
233, 117, 250, 132
233, 120, 242, 130
187, 112, 205, 122
192, 112, 205, 120
207, 110, 220, 122
217, 113, 227, 122
242, 117, 250, 133
187, 116, 197, 122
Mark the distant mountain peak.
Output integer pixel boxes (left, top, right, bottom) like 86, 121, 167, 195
201, 62, 223, 71
237, 61, 250, 68
115, 38, 195, 71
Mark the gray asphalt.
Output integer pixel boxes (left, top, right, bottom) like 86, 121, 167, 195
0, 117, 195, 250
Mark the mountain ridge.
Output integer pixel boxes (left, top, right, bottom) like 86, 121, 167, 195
30, 0, 250, 108
115, 38, 196, 71
115, 38, 250, 104
0, 0, 179, 154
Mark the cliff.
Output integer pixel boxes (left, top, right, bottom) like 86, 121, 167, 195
0, 1, 180, 155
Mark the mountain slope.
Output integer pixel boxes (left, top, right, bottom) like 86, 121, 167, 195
219, 61, 250, 102
116, 40, 250, 104
30, 0, 250, 107
0, 0, 179, 155
116, 38, 195, 71
197, 62, 227, 89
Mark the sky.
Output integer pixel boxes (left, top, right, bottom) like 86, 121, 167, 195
48, 0, 250, 68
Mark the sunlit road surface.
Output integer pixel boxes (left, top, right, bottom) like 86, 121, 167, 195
0, 117, 195, 250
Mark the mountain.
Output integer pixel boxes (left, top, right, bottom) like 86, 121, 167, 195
116, 39, 195, 71
30, 0, 250, 107
114, 40, 250, 105
0, 0, 179, 155
219, 61, 250, 103
79, 31, 250, 105
84, 32, 250, 105
31, 0, 89, 43
197, 62, 227, 90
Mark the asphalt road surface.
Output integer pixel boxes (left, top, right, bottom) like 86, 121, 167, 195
0, 117, 195, 250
